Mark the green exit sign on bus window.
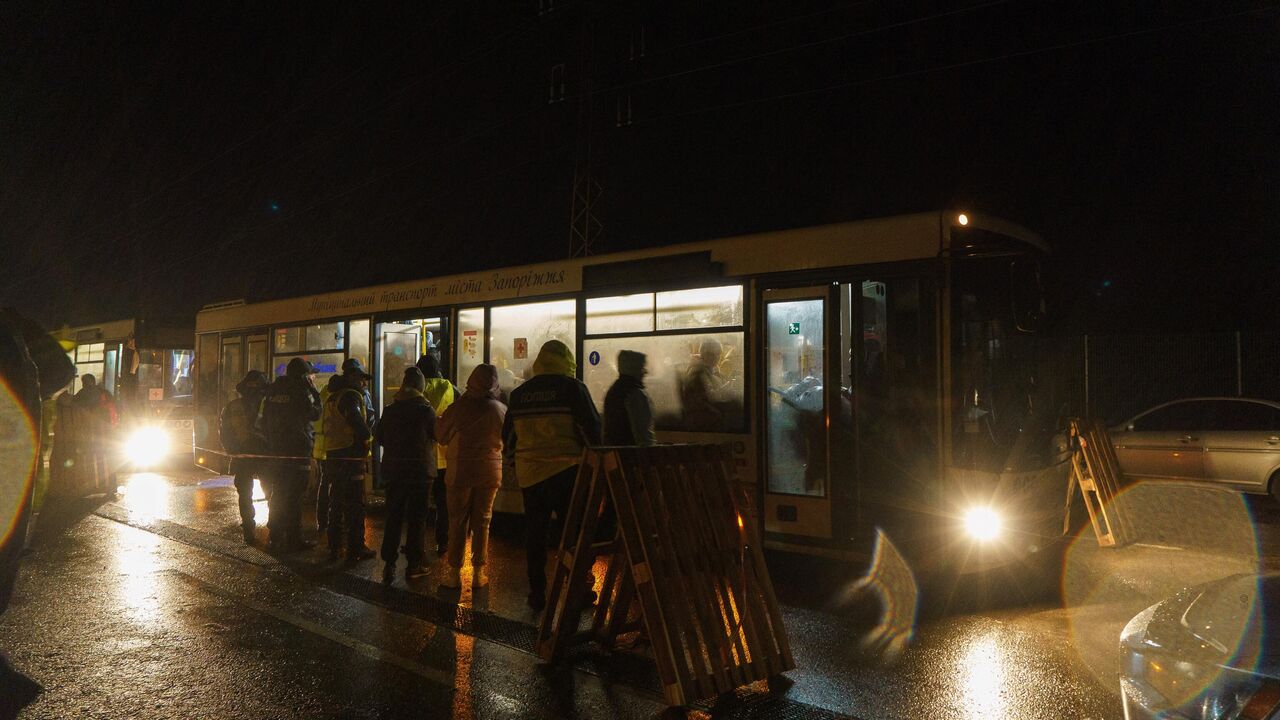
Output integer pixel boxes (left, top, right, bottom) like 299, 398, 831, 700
787, 322, 800, 335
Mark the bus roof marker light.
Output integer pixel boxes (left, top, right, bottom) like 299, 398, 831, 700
957, 213, 969, 226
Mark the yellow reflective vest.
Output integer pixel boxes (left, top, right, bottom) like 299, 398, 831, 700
322, 387, 367, 455
422, 378, 454, 469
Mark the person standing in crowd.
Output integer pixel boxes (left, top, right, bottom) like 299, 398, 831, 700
262, 357, 321, 552
323, 359, 376, 561
313, 373, 333, 534
219, 370, 270, 544
416, 354, 457, 556
603, 350, 656, 447
435, 364, 506, 590
73, 373, 117, 425
503, 340, 601, 610
375, 367, 436, 584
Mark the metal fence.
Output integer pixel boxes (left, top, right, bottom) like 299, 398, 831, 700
1071, 331, 1280, 424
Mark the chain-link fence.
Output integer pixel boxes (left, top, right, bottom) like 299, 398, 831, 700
1068, 331, 1280, 424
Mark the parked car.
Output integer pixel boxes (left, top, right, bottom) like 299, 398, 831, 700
1111, 398, 1280, 499
1120, 572, 1280, 720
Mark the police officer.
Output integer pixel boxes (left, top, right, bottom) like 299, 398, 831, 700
219, 370, 269, 544
262, 358, 322, 552
323, 358, 376, 561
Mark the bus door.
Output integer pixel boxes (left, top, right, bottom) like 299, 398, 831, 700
761, 286, 847, 541
375, 317, 446, 413
852, 277, 937, 532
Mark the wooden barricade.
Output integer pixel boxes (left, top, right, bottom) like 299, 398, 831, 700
49, 401, 115, 499
1067, 418, 1132, 547
536, 444, 794, 707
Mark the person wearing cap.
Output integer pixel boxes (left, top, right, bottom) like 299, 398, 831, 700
416, 353, 457, 556
219, 370, 270, 544
322, 358, 376, 561
373, 366, 436, 583
262, 357, 322, 552
603, 350, 656, 447
502, 339, 602, 610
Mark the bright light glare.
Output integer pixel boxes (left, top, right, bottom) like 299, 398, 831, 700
125, 427, 168, 467
963, 507, 1002, 541
957, 213, 970, 226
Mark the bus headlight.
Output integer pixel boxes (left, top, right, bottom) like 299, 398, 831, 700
125, 427, 169, 467
963, 507, 1002, 541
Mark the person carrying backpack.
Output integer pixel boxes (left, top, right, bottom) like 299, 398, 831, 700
374, 367, 436, 583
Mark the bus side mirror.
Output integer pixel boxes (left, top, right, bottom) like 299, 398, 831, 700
1011, 259, 1046, 333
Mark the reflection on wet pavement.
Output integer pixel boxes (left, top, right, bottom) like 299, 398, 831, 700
17, 467, 1280, 718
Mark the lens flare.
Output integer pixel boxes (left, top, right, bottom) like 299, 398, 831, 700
1064, 480, 1260, 702
124, 426, 169, 467
0, 379, 38, 548
963, 507, 1002, 541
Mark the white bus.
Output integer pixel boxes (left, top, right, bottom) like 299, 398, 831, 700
67, 317, 197, 468
193, 211, 1065, 569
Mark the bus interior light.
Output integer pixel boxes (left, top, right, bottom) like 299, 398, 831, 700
957, 213, 970, 226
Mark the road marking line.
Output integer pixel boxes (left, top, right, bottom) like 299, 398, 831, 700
170, 569, 458, 689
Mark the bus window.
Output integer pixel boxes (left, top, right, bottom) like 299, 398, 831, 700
582, 331, 745, 433
586, 293, 654, 335
456, 308, 484, 388
196, 334, 219, 446
219, 342, 243, 406
272, 351, 343, 387
170, 350, 194, 398
657, 285, 742, 330
274, 327, 302, 354
348, 320, 370, 371
764, 298, 826, 497
247, 338, 268, 374
305, 322, 344, 351
490, 300, 575, 396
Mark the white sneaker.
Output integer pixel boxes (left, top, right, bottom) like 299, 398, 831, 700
440, 565, 461, 589
472, 567, 489, 588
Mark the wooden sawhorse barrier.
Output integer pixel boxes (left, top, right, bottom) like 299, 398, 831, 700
535, 445, 794, 707
1066, 418, 1132, 547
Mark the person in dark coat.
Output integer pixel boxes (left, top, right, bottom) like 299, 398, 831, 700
261, 357, 322, 552
375, 367, 436, 583
603, 350, 656, 447
219, 370, 270, 544
322, 359, 375, 561
416, 353, 457, 556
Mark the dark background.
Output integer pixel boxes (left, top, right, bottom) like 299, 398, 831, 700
2, 0, 1277, 333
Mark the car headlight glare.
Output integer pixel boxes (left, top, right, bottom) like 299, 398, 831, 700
963, 507, 1002, 541
125, 427, 169, 467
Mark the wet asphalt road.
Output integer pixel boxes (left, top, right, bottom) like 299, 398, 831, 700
1, 469, 1275, 719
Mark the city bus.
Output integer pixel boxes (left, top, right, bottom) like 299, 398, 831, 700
66, 317, 196, 468
192, 211, 1067, 570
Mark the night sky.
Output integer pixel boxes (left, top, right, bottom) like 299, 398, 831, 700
3, 1, 1277, 333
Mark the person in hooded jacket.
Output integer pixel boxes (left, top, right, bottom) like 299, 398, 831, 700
416, 354, 457, 556
603, 350, 656, 447
322, 359, 376, 560
503, 340, 601, 610
262, 357, 322, 552
374, 367, 436, 583
220, 370, 270, 544
435, 364, 506, 589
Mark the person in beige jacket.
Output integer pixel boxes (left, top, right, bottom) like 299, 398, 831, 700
434, 364, 506, 588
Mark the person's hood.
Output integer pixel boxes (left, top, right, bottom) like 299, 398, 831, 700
465, 363, 501, 399
326, 374, 345, 392
416, 353, 443, 379
617, 350, 646, 379
285, 357, 316, 379
236, 370, 270, 397
531, 339, 576, 377
393, 387, 428, 404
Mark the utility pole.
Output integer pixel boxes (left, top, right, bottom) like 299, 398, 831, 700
567, 3, 602, 258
